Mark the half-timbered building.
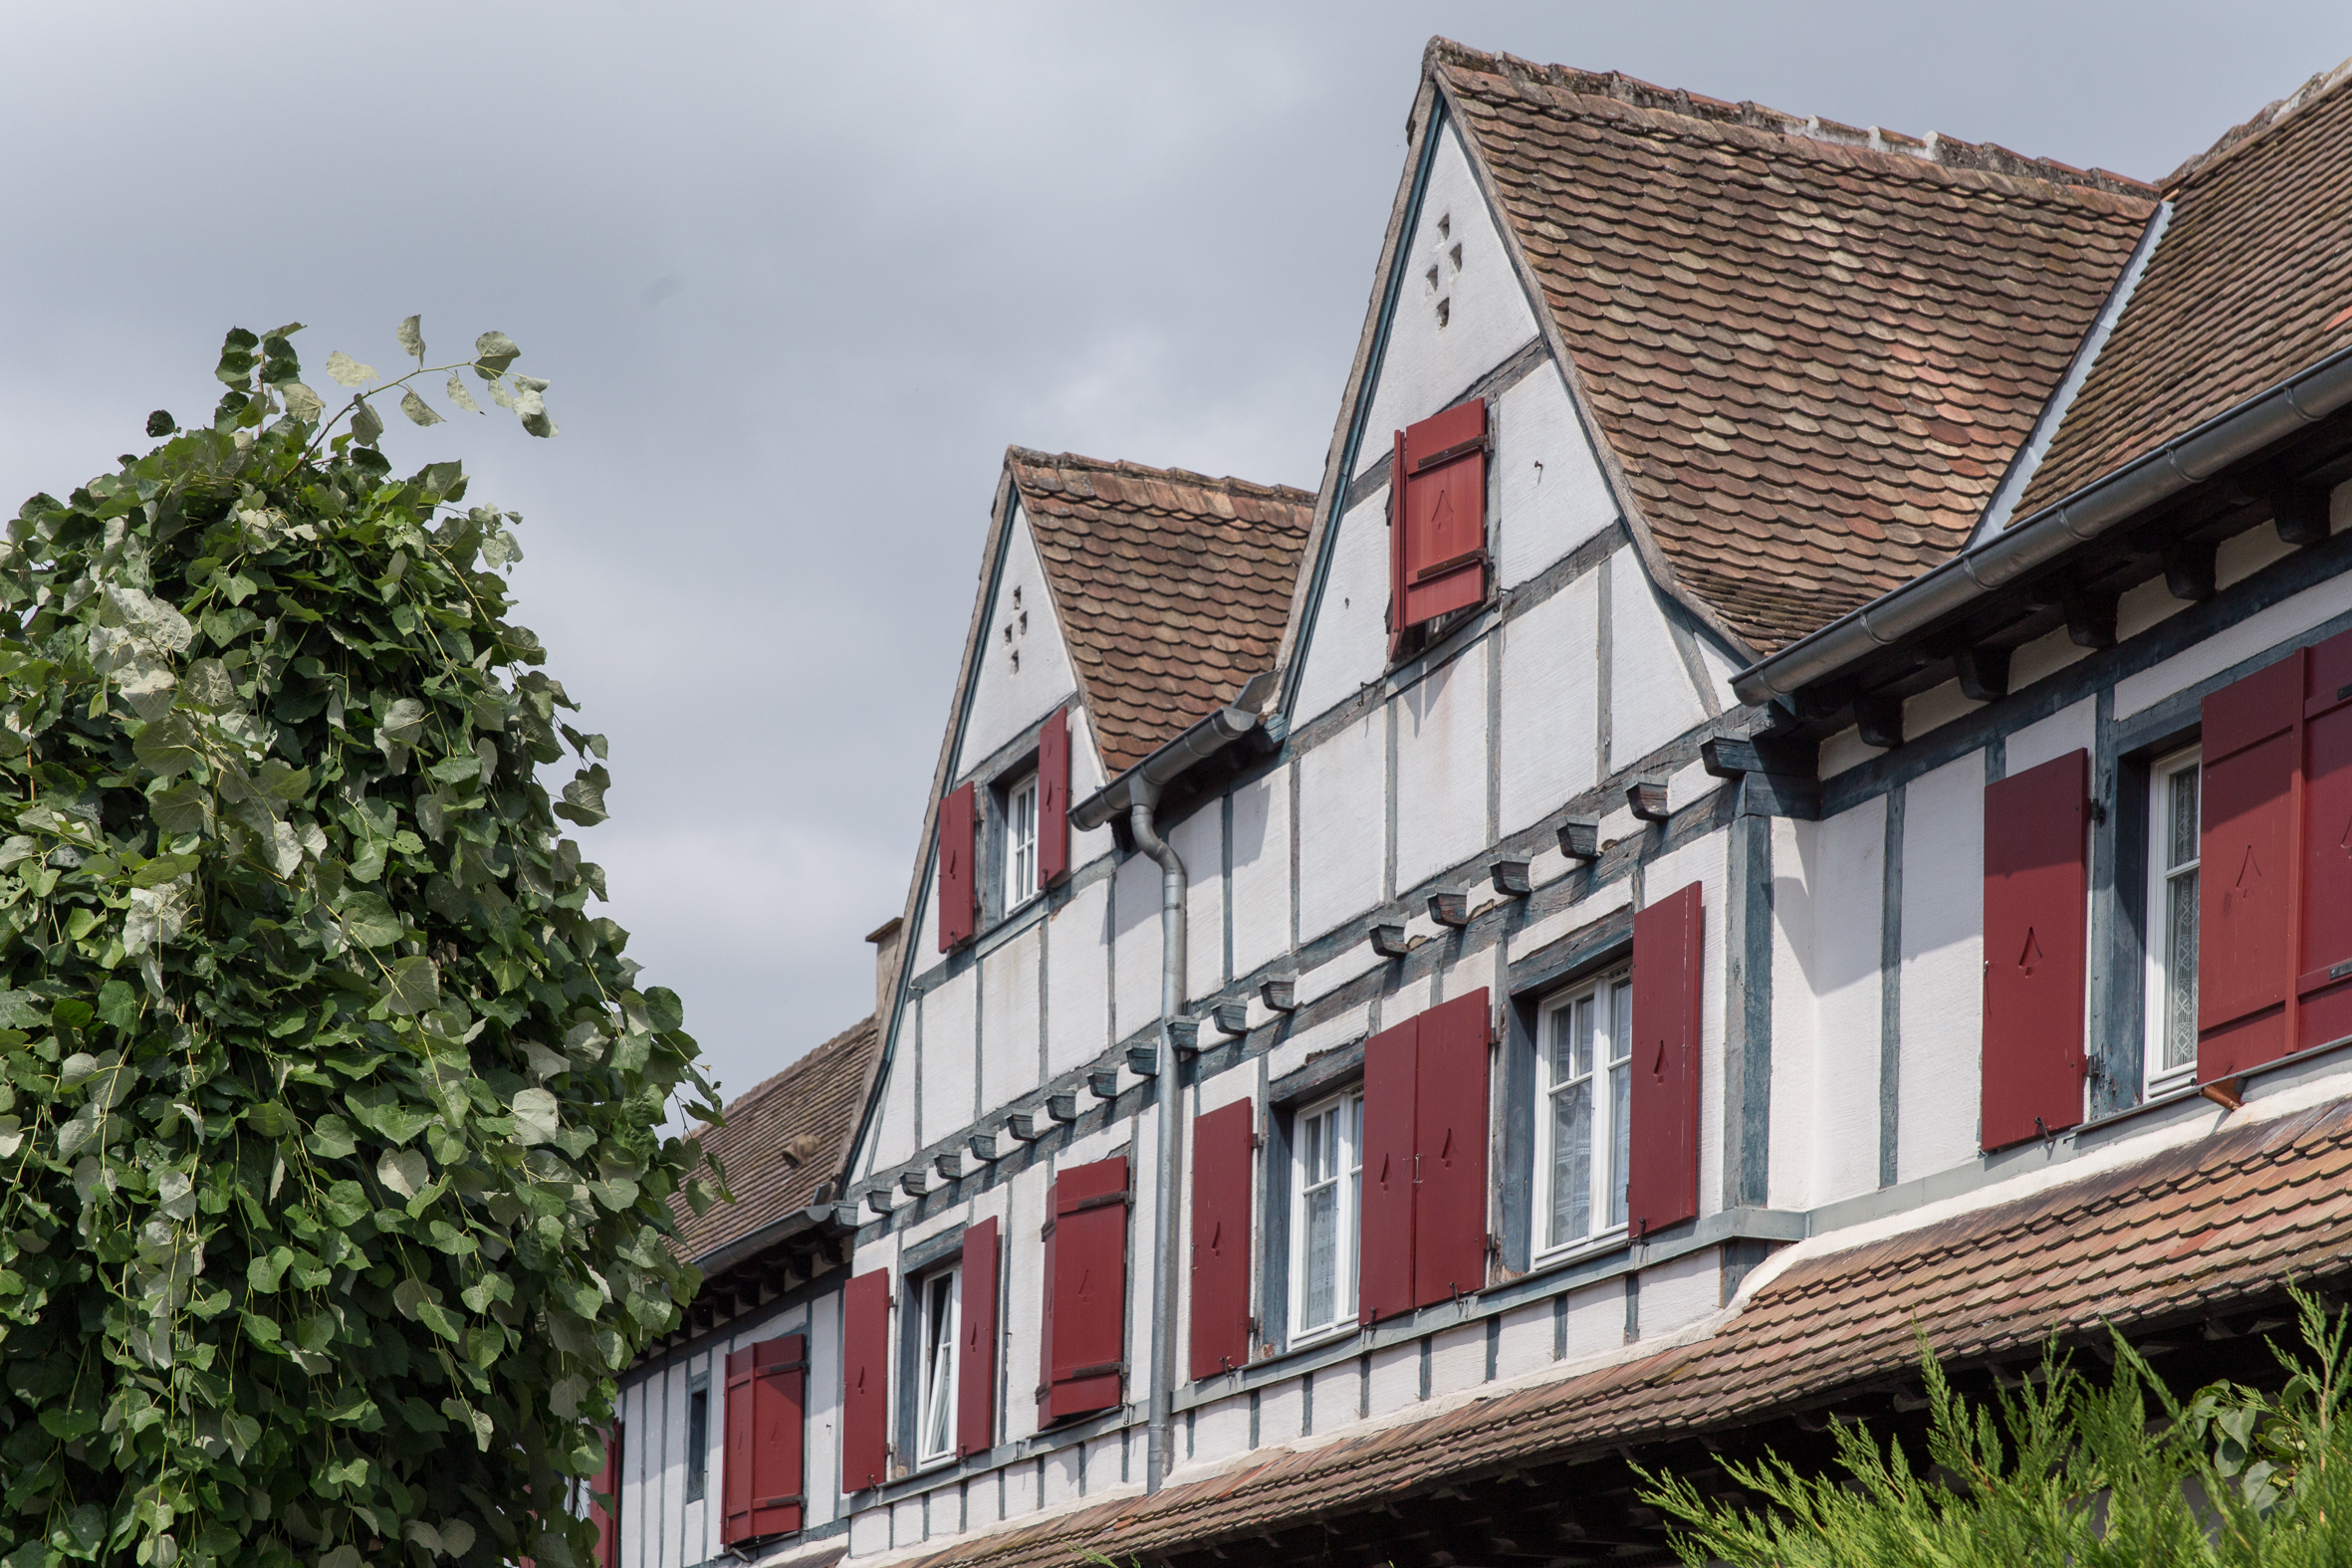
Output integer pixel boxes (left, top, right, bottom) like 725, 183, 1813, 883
605, 37, 2352, 1568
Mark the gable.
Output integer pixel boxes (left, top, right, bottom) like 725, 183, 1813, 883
956, 501, 1082, 779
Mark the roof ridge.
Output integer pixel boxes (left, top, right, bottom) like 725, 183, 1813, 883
2159, 52, 2352, 190
1006, 446, 1315, 505
1423, 36, 2156, 200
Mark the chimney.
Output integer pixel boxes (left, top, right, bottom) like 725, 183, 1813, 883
865, 917, 904, 1024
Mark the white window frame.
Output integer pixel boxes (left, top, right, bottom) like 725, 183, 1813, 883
2144, 745, 2203, 1097
912, 1265, 960, 1468
1533, 971, 1634, 1262
1004, 773, 1039, 912
1287, 1089, 1361, 1345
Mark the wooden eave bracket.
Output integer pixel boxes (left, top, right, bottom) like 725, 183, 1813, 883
2201, 1076, 2245, 1111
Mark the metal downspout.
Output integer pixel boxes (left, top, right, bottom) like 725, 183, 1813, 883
1129, 784, 1185, 1495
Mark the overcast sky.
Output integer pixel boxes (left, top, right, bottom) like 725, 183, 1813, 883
1, 3, 2341, 1115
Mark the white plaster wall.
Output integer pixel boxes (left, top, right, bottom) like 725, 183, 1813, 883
869, 1048, 918, 1174
1394, 653, 1490, 893
848, 1507, 888, 1558
1695, 635, 1744, 715
1292, 489, 1392, 728
1493, 1300, 1553, 1382
1904, 679, 1984, 744
1899, 754, 1986, 1182
1499, 571, 1600, 834
957, 506, 1082, 777
2115, 568, 2352, 719
1438, 941, 1502, 1008
1297, 941, 1383, 1008
1383, 972, 1433, 1034
807, 1290, 843, 1530
1041, 1448, 1080, 1508
1113, 850, 1163, 1043
2218, 520, 2297, 590
1230, 769, 1292, 982
921, 967, 978, 1146
1190, 1395, 1250, 1470
1172, 805, 1227, 999
1641, 828, 1730, 1218
1507, 879, 1633, 965
2004, 697, 2095, 777
1639, 1247, 1719, 1340
1496, 364, 1616, 584
1767, 821, 1819, 1213
1003, 1459, 1039, 1520
1126, 1110, 1161, 1428
1297, 710, 1387, 941
2009, 623, 2090, 693
1368, 1342, 1418, 1419
1046, 878, 1111, 1077
1609, 549, 1711, 772
1068, 720, 1116, 869
891, 1498, 923, 1549
907, 874, 942, 992
1001, 1160, 1050, 1445
1805, 797, 1885, 1209
1561, 1277, 1628, 1361
1431, 1320, 1486, 1397
1356, 120, 1542, 473
1259, 1379, 1303, 1447
1266, 1003, 1372, 1081
979, 926, 1041, 1117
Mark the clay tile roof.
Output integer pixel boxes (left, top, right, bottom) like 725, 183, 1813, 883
2014, 56, 2352, 515
1424, 38, 2159, 653
1008, 450, 1313, 777
901, 1094, 2352, 1568
667, 1015, 880, 1264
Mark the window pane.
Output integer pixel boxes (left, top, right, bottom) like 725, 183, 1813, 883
921, 1275, 955, 1457
686, 1388, 708, 1500
1608, 1053, 1631, 1229
1548, 1077, 1592, 1246
2167, 766, 2200, 871
1608, 980, 1633, 1064
2164, 867, 2200, 1072
1573, 996, 1595, 1078
1302, 1113, 1324, 1185
1302, 1186, 1338, 1328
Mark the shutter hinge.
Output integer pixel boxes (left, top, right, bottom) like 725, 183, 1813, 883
1059, 1191, 1130, 1217
756, 1360, 808, 1376
752, 1494, 805, 1509
1061, 1359, 1124, 1381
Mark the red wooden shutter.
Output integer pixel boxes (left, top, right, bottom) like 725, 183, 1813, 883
1189, 1100, 1255, 1378
721, 1335, 806, 1544
1357, 1014, 1418, 1325
1386, 428, 1409, 663
1628, 884, 1704, 1233
591, 1426, 621, 1568
1981, 751, 2090, 1149
1398, 400, 1489, 633
1411, 989, 1491, 1306
2300, 627, 2352, 1052
1039, 1156, 1128, 1424
956, 1219, 999, 1458
937, 782, 977, 952
839, 1269, 891, 1491
1038, 707, 1071, 889
2199, 659, 2299, 1077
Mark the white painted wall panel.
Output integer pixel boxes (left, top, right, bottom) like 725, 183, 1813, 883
1355, 121, 1542, 473
1767, 816, 1818, 1212
1265, 1003, 1370, 1080
1560, 1278, 1627, 1361
2114, 570, 2352, 719
2003, 697, 2094, 777
1899, 754, 1987, 1182
1383, 973, 1432, 1034
1430, 1320, 1486, 1396
1229, 769, 1292, 982
1807, 797, 1885, 1210
891, 1497, 923, 1549
1113, 850, 1163, 1043
1041, 1448, 1081, 1508
907, 875, 942, 993
1297, 711, 1386, 941
922, 967, 978, 1147
1259, 1379, 1303, 1446
958, 506, 1081, 777
1639, 1248, 1719, 1340
1003, 1458, 1039, 1519
1191, 1396, 1250, 1469
1172, 805, 1227, 999
1438, 942, 1501, 1008
1292, 490, 1391, 728
848, 1504, 889, 1557
869, 1049, 918, 1174
1494, 1300, 1553, 1382
1394, 655, 1490, 894
979, 926, 1041, 1117
1367, 1342, 1418, 1419
1002, 1161, 1049, 1444
806, 1290, 843, 1529
1608, 550, 1710, 772
1498, 571, 1599, 834
1127, 1111, 1161, 1420
1496, 365, 1616, 584
1046, 878, 1111, 1077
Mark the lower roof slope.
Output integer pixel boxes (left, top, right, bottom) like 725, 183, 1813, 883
1429, 40, 2159, 653
1009, 451, 1312, 778
2015, 56, 2352, 513
668, 1014, 879, 1264
903, 1091, 2352, 1568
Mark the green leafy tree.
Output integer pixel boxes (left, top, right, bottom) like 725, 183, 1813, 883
1641, 1288, 2352, 1566
0, 322, 721, 1568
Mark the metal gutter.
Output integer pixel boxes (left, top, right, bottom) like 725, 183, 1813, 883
1735, 339, 2352, 705
1068, 697, 1268, 832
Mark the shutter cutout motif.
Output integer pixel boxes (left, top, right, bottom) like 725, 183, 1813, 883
839, 1269, 890, 1492
1982, 751, 2090, 1149
721, 1335, 806, 1545
2200, 658, 2299, 1075
956, 1219, 1000, 1459
1189, 1100, 1256, 1379
937, 782, 977, 952
1411, 989, 1492, 1306
1357, 1014, 1419, 1325
1398, 400, 1489, 633
2300, 627, 2352, 1052
1039, 1157, 1128, 1424
1628, 885, 1704, 1234
1038, 707, 1071, 889
592, 1426, 621, 1568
